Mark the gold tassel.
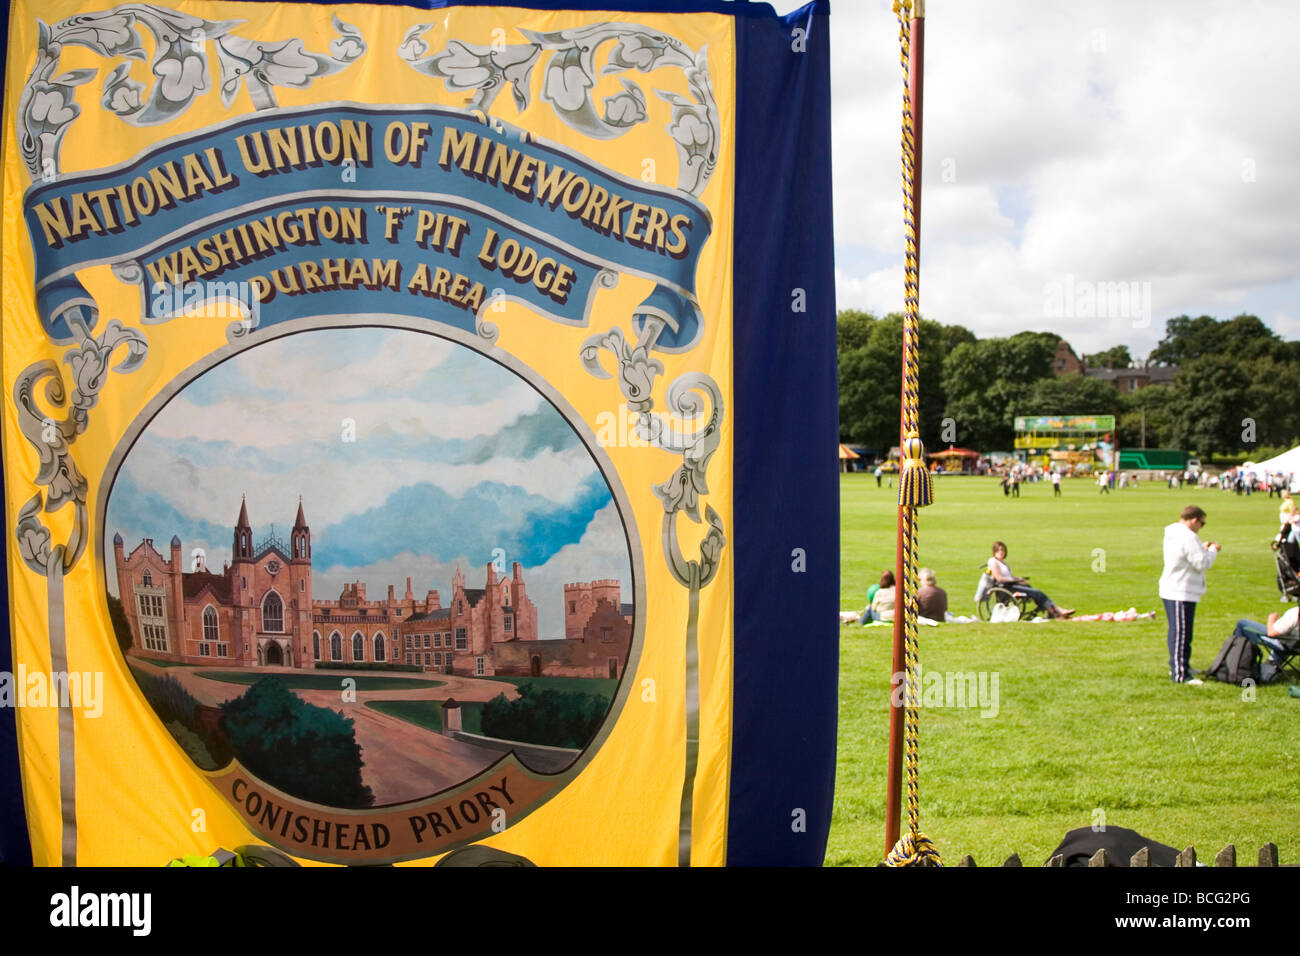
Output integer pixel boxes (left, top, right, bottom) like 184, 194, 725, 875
897, 431, 933, 507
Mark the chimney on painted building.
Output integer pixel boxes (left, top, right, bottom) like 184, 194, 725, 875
511, 562, 528, 608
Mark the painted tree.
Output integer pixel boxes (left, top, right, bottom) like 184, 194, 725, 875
220, 678, 373, 809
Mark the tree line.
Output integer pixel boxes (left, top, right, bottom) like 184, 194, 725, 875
838, 311, 1300, 458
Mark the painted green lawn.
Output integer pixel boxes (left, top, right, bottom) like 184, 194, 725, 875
483, 675, 617, 704
832, 473, 1299, 866
200, 672, 445, 691
365, 699, 483, 735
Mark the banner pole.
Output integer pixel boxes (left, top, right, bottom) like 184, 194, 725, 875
885, 0, 925, 857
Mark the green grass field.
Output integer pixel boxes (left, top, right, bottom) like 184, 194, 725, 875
200, 672, 445, 691
831, 473, 1298, 866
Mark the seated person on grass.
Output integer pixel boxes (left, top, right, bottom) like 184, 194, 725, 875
988, 541, 1075, 620
860, 571, 896, 625
1232, 605, 1299, 670
917, 567, 948, 621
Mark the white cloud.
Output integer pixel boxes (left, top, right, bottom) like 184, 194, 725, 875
816, 0, 1300, 353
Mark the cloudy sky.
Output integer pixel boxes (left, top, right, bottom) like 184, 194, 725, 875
772, 0, 1300, 356
105, 328, 632, 639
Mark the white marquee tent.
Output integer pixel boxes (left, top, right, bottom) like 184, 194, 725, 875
1243, 445, 1300, 480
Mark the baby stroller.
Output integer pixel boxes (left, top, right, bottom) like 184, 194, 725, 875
973, 568, 1041, 622
1274, 522, 1300, 600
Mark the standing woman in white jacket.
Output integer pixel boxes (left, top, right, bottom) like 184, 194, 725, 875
1158, 505, 1220, 683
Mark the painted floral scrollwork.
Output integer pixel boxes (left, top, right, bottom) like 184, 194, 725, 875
216, 16, 366, 111
13, 5, 364, 573
19, 5, 367, 178
401, 22, 718, 195
580, 326, 664, 414
13, 319, 147, 575
648, 374, 723, 522
581, 324, 726, 590
400, 27, 541, 114
581, 314, 724, 863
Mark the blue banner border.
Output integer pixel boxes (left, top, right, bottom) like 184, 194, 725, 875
0, 0, 838, 869
729, 0, 837, 867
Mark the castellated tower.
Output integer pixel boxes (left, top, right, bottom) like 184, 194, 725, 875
591, 579, 620, 608
564, 581, 594, 641
565, 580, 622, 640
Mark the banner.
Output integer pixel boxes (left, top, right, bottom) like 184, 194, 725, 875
1, 0, 836, 867
1014, 415, 1116, 433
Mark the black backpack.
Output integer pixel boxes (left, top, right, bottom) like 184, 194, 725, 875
1206, 634, 1260, 686
1046, 826, 1179, 867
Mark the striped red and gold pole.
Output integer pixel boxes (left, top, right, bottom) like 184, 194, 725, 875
884, 0, 941, 867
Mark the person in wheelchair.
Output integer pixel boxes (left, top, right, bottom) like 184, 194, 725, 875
987, 541, 1075, 620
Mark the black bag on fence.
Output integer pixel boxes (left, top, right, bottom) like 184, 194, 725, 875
1047, 826, 1179, 867
1206, 634, 1260, 686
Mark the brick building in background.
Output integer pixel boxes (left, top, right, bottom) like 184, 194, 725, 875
1053, 340, 1178, 392
113, 497, 629, 680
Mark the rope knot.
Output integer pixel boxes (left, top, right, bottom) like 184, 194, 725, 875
884, 830, 943, 867
897, 430, 934, 507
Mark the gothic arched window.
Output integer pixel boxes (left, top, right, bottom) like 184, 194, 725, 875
330, 631, 342, 661
352, 632, 364, 661
203, 607, 219, 642
373, 633, 386, 662
261, 592, 283, 632
313, 631, 321, 661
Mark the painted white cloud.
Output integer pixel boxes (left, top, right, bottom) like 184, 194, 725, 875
118, 436, 597, 539
106, 326, 625, 609
516, 501, 635, 640
309, 499, 633, 641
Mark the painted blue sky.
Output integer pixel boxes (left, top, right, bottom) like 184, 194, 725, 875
104, 328, 633, 638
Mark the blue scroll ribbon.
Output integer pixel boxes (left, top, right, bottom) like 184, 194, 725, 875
23, 105, 711, 351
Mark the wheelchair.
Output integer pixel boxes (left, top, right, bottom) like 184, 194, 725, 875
974, 569, 1043, 622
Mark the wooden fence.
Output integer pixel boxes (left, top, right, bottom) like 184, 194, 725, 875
954, 843, 1281, 867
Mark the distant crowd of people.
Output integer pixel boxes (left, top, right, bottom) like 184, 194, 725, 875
1212, 467, 1297, 496
850, 466, 1300, 684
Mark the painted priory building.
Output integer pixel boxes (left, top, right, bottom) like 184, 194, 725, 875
113, 498, 632, 680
